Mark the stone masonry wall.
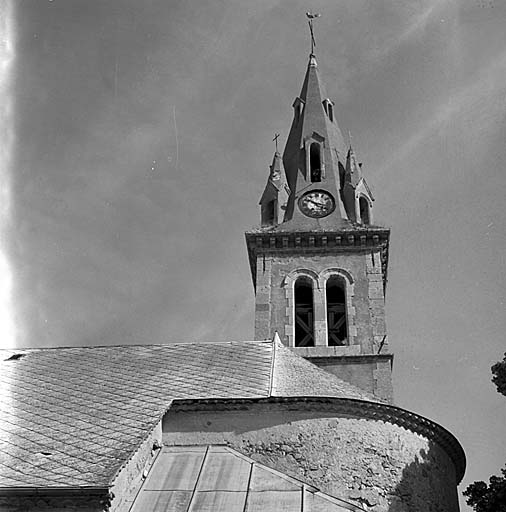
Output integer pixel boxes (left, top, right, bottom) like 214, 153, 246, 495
163, 403, 459, 512
308, 355, 394, 403
255, 249, 387, 352
254, 248, 392, 400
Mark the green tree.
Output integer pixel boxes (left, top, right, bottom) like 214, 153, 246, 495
491, 353, 506, 397
463, 353, 506, 512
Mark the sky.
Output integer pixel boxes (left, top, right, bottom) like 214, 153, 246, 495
1, 0, 506, 509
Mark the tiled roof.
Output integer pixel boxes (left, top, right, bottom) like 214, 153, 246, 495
271, 340, 381, 401
0, 338, 378, 490
130, 445, 364, 512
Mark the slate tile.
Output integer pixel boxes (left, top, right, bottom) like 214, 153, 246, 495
0, 339, 369, 489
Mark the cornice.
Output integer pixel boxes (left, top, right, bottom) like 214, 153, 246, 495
245, 227, 390, 249
170, 396, 466, 484
245, 228, 390, 292
303, 353, 394, 363
0, 489, 113, 510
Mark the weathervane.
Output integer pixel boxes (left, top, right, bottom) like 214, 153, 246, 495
306, 11, 321, 55
273, 133, 280, 152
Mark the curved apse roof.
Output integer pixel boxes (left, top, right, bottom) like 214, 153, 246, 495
0, 336, 379, 490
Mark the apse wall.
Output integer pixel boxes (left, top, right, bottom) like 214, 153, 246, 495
163, 399, 463, 512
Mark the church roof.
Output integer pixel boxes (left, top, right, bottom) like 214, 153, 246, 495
0, 338, 379, 491
270, 338, 381, 400
130, 445, 364, 512
344, 145, 363, 190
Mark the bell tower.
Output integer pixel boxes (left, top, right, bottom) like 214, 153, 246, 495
245, 48, 393, 402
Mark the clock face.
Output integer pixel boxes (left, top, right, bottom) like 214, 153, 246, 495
298, 190, 336, 218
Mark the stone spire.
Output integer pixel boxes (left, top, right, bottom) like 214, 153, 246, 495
245, 29, 391, 403
281, 53, 349, 228
259, 150, 288, 227
342, 144, 375, 225
345, 144, 362, 187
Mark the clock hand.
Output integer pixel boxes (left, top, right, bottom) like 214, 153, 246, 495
307, 199, 324, 209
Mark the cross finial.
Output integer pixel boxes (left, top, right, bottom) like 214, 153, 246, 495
273, 133, 280, 152
348, 130, 353, 147
306, 12, 321, 55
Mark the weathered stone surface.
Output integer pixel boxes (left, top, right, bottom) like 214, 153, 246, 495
163, 402, 459, 512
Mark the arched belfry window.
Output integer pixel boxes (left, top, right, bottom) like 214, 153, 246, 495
294, 277, 315, 347
310, 143, 322, 182
326, 276, 347, 346
359, 197, 370, 225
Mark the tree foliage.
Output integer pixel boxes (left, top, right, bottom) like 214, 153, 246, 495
463, 353, 506, 511
491, 353, 506, 397
463, 467, 506, 512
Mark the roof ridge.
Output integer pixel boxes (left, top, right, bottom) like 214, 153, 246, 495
0, 339, 273, 352
268, 333, 281, 397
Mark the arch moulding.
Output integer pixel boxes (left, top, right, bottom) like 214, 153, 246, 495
283, 269, 318, 347
282, 268, 356, 347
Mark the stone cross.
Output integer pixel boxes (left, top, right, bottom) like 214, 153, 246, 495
273, 133, 280, 152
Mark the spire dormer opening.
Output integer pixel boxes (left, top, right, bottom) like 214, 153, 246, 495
359, 196, 370, 225
262, 200, 276, 226
310, 142, 322, 182
293, 98, 304, 123
322, 99, 334, 123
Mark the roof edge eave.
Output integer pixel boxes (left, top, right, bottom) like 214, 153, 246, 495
0, 486, 111, 496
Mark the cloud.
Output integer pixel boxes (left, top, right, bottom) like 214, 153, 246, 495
378, 48, 506, 173
0, 0, 16, 347
373, 0, 450, 62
